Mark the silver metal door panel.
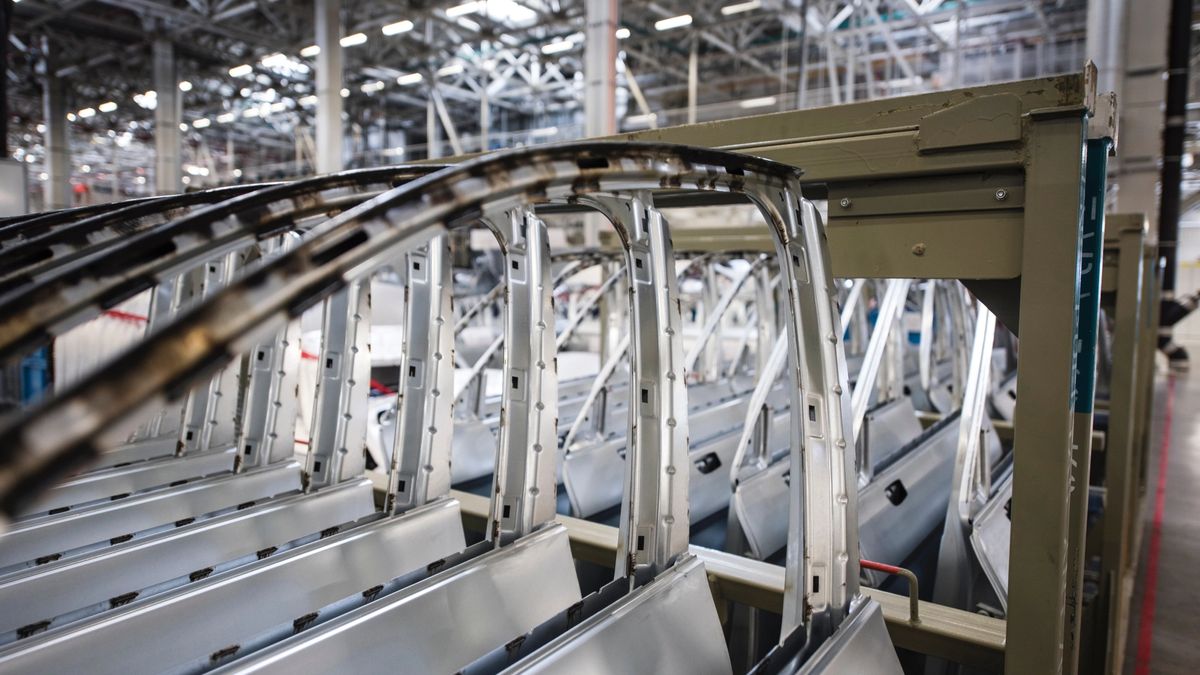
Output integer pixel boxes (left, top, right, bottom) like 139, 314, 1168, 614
0, 462, 302, 571
86, 435, 177, 471
733, 460, 792, 560
970, 474, 1012, 610
564, 389, 781, 520
859, 396, 923, 480
502, 555, 731, 675
988, 373, 1017, 421
223, 524, 579, 675
21, 448, 236, 517
0, 499, 466, 675
0, 479, 375, 641
792, 599, 902, 674
450, 418, 500, 484
562, 438, 626, 518
858, 420, 957, 583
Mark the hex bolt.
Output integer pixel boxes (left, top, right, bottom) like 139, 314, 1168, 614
994, 188, 1008, 201
839, 197, 852, 208
911, 243, 927, 257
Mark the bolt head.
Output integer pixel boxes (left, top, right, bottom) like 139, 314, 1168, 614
839, 197, 852, 208
911, 243, 927, 256
994, 188, 1008, 201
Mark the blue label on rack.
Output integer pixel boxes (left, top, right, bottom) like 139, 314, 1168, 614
1074, 138, 1111, 414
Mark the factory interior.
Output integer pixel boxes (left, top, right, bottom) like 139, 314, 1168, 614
0, 0, 1196, 673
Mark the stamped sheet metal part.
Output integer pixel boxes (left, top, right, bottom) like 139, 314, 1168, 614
0, 477, 374, 643
0, 166, 441, 364
0, 498, 467, 675
0, 182, 265, 279
385, 237, 455, 512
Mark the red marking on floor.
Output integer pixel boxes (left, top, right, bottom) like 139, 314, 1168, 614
1135, 375, 1176, 675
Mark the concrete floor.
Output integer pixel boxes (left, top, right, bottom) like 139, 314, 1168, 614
1123, 371, 1200, 674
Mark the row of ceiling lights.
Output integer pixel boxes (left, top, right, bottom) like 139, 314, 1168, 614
43, 0, 772, 138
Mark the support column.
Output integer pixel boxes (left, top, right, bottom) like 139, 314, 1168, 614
584, 0, 617, 138
426, 94, 440, 159
42, 38, 70, 210
1113, 0, 1167, 227
687, 38, 698, 125
153, 39, 181, 195
315, 0, 344, 173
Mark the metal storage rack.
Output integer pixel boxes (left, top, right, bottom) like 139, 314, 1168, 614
445, 66, 1122, 674
1080, 212, 1159, 674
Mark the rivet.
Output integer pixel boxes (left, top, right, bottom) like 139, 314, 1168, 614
839, 197, 852, 208
911, 243, 927, 257
994, 188, 1008, 201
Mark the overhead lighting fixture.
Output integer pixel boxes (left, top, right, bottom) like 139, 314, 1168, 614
178, 80, 193, 91
229, 63, 253, 77
654, 14, 692, 31
626, 112, 658, 125
739, 96, 777, 109
720, 0, 760, 16
216, 112, 236, 123
340, 88, 350, 97
437, 63, 464, 77
300, 44, 320, 57
269, 101, 287, 112
98, 101, 118, 113
179, 122, 189, 131
340, 32, 368, 47
35, 123, 45, 133
260, 52, 291, 68
616, 27, 631, 39
446, 1, 483, 18
81, 164, 91, 173
78, 107, 96, 118
243, 108, 260, 118
193, 118, 211, 128
382, 19, 414, 36
361, 80, 386, 93
396, 72, 424, 85
66, 112, 77, 121
298, 95, 318, 106
541, 39, 573, 55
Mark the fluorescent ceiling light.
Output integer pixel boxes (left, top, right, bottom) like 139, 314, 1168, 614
193, 118, 211, 128
243, 107, 260, 118
300, 44, 320, 57
396, 72, 424, 85
98, 101, 117, 113
179, 122, 189, 131
78, 107, 96, 118
541, 39, 573, 55
446, 1, 483, 18
655, 14, 692, 31
216, 112, 236, 123
81, 164, 90, 173
298, 95, 319, 106
361, 80, 386, 93
178, 80, 193, 91
269, 101, 287, 112
229, 63, 253, 77
721, 0, 760, 15
626, 112, 658, 125
340, 88, 350, 97
340, 32, 368, 47
382, 20, 414, 35
739, 96, 777, 109
616, 27, 631, 39
437, 63, 464, 77
66, 112, 77, 121
260, 52, 291, 68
